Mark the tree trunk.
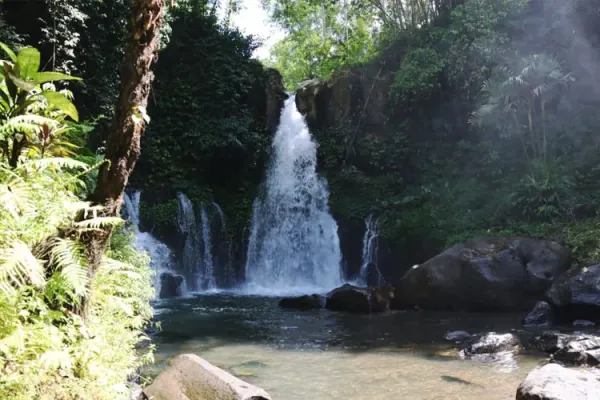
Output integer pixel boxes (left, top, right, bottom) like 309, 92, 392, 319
79, 0, 166, 317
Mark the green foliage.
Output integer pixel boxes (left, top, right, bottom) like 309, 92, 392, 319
264, 0, 379, 89
0, 44, 154, 399
390, 47, 443, 105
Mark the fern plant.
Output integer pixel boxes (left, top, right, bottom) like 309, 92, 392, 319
0, 42, 82, 167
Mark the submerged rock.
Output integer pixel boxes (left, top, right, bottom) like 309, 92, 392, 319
279, 294, 325, 310
444, 331, 471, 342
464, 332, 521, 355
144, 354, 271, 400
326, 284, 394, 313
546, 264, 600, 323
159, 272, 184, 299
574, 320, 596, 327
523, 301, 555, 327
516, 363, 600, 400
392, 237, 571, 311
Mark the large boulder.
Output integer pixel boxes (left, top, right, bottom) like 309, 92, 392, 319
523, 301, 555, 327
516, 363, 600, 400
546, 264, 600, 323
159, 272, 184, 299
392, 237, 571, 311
279, 294, 325, 310
144, 354, 271, 400
326, 284, 394, 313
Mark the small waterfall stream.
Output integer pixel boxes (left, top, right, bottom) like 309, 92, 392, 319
200, 207, 216, 290
122, 191, 175, 296
358, 214, 382, 286
244, 96, 343, 294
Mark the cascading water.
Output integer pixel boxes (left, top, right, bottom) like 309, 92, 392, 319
200, 207, 216, 290
358, 214, 382, 286
177, 193, 202, 291
211, 201, 235, 287
176, 193, 217, 291
122, 191, 175, 296
244, 96, 343, 294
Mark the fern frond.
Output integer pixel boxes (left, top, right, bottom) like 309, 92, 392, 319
50, 238, 88, 297
0, 241, 45, 294
0, 114, 59, 137
74, 216, 123, 231
21, 157, 88, 172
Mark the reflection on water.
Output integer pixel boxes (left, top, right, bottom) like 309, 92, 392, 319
146, 295, 544, 400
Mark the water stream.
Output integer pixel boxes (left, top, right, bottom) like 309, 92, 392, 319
359, 214, 380, 285
244, 96, 343, 294
122, 191, 174, 295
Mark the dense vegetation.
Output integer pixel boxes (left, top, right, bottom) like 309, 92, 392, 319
0, 43, 155, 399
264, 0, 600, 276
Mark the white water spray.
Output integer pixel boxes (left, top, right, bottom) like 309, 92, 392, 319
244, 96, 343, 294
123, 191, 175, 296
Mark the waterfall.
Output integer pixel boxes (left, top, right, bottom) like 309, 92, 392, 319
200, 207, 216, 290
358, 214, 381, 286
122, 191, 175, 296
211, 201, 235, 287
244, 96, 343, 294
176, 193, 217, 291
177, 193, 202, 291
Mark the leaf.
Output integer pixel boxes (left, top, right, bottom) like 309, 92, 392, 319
34, 71, 83, 84
41, 91, 79, 121
0, 42, 17, 62
7, 72, 36, 92
16, 47, 40, 79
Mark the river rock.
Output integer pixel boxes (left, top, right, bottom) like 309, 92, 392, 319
523, 301, 555, 327
552, 336, 600, 366
392, 237, 571, 311
516, 363, 600, 400
326, 284, 394, 313
444, 331, 471, 342
159, 272, 184, 298
532, 331, 578, 353
546, 264, 600, 323
464, 332, 521, 355
144, 354, 271, 400
279, 294, 325, 310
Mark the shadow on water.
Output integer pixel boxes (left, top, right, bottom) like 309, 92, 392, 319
150, 294, 553, 355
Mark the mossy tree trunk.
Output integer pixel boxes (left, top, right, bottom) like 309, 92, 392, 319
79, 0, 166, 317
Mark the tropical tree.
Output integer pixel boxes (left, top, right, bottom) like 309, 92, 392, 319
471, 53, 574, 162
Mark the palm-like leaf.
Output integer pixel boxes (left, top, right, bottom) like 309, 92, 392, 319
50, 238, 88, 297
0, 241, 45, 294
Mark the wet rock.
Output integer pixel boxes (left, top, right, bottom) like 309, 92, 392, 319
279, 294, 325, 310
159, 272, 184, 299
326, 284, 394, 313
574, 320, 596, 327
552, 336, 600, 366
546, 264, 600, 323
444, 331, 471, 342
465, 332, 521, 355
532, 331, 577, 353
516, 363, 600, 400
392, 237, 570, 311
144, 354, 271, 400
523, 301, 555, 327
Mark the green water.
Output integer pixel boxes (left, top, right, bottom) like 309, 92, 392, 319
146, 294, 545, 400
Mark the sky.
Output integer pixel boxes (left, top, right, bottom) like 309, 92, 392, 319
221, 0, 286, 60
